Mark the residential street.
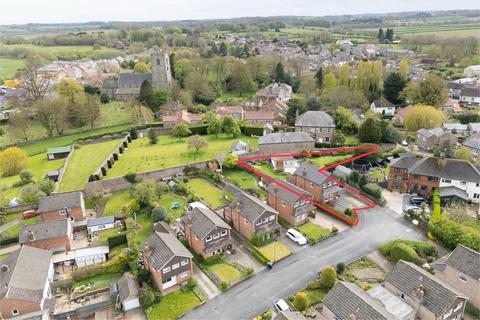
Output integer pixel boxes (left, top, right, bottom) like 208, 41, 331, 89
182, 206, 426, 320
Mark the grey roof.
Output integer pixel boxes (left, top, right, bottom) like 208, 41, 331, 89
390, 156, 423, 169
385, 260, 467, 316
464, 133, 480, 149
118, 272, 139, 302
259, 132, 314, 145
143, 231, 192, 271
19, 219, 69, 244
295, 111, 335, 128
409, 157, 480, 183
102, 78, 118, 89
367, 285, 415, 320
267, 180, 312, 203
0, 246, 52, 304
469, 123, 480, 132
118, 73, 152, 86
231, 140, 249, 151
293, 162, 328, 185
430, 127, 446, 137
185, 207, 231, 240
443, 123, 468, 131
439, 186, 469, 201
38, 191, 83, 213
444, 245, 480, 280
417, 128, 434, 138
230, 192, 278, 223
460, 87, 480, 97
322, 281, 393, 320
87, 216, 115, 227
373, 97, 395, 109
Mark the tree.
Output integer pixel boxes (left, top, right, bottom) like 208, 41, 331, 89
358, 117, 382, 143
455, 146, 472, 161
306, 97, 321, 111
207, 117, 223, 138
229, 62, 256, 95
355, 61, 383, 102
134, 61, 151, 73
17, 56, 53, 101
153, 89, 169, 108
433, 140, 454, 158
21, 184, 44, 204
139, 285, 155, 308
151, 207, 168, 223
132, 179, 160, 208
56, 78, 88, 128
188, 135, 208, 153
223, 154, 238, 169
19, 169, 33, 185
320, 86, 369, 111
100, 92, 110, 104
216, 152, 226, 172
335, 107, 358, 134
377, 28, 385, 43
185, 71, 217, 105
83, 94, 101, 129
318, 266, 337, 290
299, 75, 317, 98
9, 110, 35, 142
34, 97, 69, 137
38, 179, 55, 196
222, 116, 241, 137
147, 128, 158, 145
0, 147, 28, 177
139, 80, 155, 111
401, 74, 448, 107
315, 68, 324, 89
403, 104, 445, 131
293, 292, 307, 312
286, 98, 307, 125
336, 262, 345, 274
130, 100, 154, 125
274, 62, 288, 83
383, 72, 406, 104
385, 28, 394, 42
399, 58, 409, 81
323, 72, 337, 89
390, 243, 419, 263
219, 42, 229, 56
171, 123, 191, 139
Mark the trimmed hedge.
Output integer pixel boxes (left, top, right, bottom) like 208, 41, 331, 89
240, 125, 264, 136
428, 216, 480, 252
390, 243, 419, 263
251, 245, 270, 264
72, 252, 129, 281
107, 233, 128, 249
380, 239, 438, 258
189, 124, 209, 135
0, 236, 19, 246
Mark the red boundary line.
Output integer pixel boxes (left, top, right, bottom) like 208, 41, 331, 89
235, 145, 379, 226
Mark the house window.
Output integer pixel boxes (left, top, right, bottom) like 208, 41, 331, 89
443, 308, 453, 319
327, 128, 332, 133
181, 259, 188, 266
281, 201, 286, 207
427, 176, 437, 182
262, 218, 268, 223
206, 236, 212, 242
309, 182, 314, 187
256, 219, 262, 226
459, 273, 468, 282
269, 215, 275, 221
454, 302, 463, 312
298, 128, 303, 132
460, 181, 466, 185
474, 193, 479, 199
443, 179, 452, 183
325, 137, 330, 142
162, 267, 171, 274
12, 310, 19, 316
172, 263, 180, 270
59, 209, 66, 215
213, 233, 220, 239
221, 230, 227, 236
244, 218, 248, 224
162, 277, 172, 284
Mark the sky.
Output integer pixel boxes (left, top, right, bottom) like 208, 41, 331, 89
1, 0, 479, 24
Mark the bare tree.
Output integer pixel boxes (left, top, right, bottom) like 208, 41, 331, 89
17, 57, 54, 101
8, 110, 35, 142
129, 100, 154, 125
34, 97, 68, 137
83, 95, 101, 129
216, 152, 226, 172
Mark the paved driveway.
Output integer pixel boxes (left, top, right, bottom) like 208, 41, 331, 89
383, 190, 405, 215
182, 206, 426, 320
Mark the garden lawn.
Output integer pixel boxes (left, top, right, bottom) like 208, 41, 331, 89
97, 102, 133, 127
223, 170, 265, 199
0, 212, 21, 226
147, 288, 201, 320
297, 222, 331, 242
158, 193, 187, 221
303, 289, 328, 306
96, 228, 126, 244
253, 163, 287, 180
73, 272, 122, 289
0, 57, 25, 80
130, 214, 153, 246
0, 153, 64, 202
103, 190, 134, 216
185, 178, 227, 208
209, 263, 242, 285
1, 216, 40, 238
107, 134, 258, 177
368, 168, 387, 182
59, 139, 123, 192
256, 242, 292, 262
309, 154, 352, 167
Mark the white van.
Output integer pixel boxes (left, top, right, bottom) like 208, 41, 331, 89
286, 228, 307, 245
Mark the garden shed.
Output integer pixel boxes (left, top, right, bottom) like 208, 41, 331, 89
46, 146, 71, 160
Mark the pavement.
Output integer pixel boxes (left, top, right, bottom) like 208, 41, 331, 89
0, 243, 19, 255
181, 206, 427, 320
0, 218, 20, 233
382, 190, 405, 215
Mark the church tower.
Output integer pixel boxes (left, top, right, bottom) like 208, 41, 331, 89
151, 47, 172, 91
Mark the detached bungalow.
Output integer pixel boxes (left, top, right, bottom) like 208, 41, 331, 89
370, 97, 395, 116
38, 191, 85, 222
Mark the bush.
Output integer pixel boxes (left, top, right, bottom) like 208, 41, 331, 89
182, 278, 197, 291
151, 207, 168, 223
139, 285, 155, 308
428, 216, 480, 252
318, 266, 337, 290
358, 174, 368, 187
19, 169, 33, 184
123, 199, 141, 216
107, 234, 127, 248
240, 125, 264, 136
361, 183, 383, 199
390, 243, 419, 263
148, 128, 158, 145
129, 127, 138, 139
380, 239, 437, 259
293, 292, 307, 311
72, 252, 129, 281
363, 284, 373, 291
38, 179, 55, 195
189, 124, 209, 135
100, 92, 110, 104
336, 262, 345, 274
0, 236, 19, 245
124, 173, 137, 184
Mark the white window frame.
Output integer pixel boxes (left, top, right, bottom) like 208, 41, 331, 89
458, 273, 468, 283
256, 219, 262, 226
172, 263, 180, 270
12, 310, 19, 316
454, 302, 463, 312
220, 230, 227, 236
162, 266, 171, 274
213, 233, 220, 239
206, 236, 212, 242
59, 209, 67, 215
269, 215, 275, 221
281, 200, 286, 207
181, 259, 188, 266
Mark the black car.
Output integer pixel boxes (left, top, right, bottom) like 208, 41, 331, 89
410, 196, 427, 206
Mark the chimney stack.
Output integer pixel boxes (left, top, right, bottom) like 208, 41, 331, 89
27, 230, 34, 241
302, 167, 307, 177
235, 201, 242, 212
144, 242, 152, 255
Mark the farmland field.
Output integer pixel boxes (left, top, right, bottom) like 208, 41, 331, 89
0, 44, 123, 61
0, 57, 25, 79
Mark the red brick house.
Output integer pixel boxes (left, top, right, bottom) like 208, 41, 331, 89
215, 105, 243, 120
162, 109, 203, 128
38, 191, 85, 222
288, 163, 342, 204
142, 231, 193, 293
183, 206, 232, 259
19, 219, 73, 252
227, 193, 280, 242
266, 181, 314, 227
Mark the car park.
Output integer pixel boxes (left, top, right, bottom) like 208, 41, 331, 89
286, 228, 307, 245
274, 299, 290, 312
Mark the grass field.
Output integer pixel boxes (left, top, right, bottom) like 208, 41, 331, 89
107, 134, 258, 178
103, 190, 133, 216
252, 163, 288, 180
0, 44, 123, 61
59, 139, 123, 192
97, 102, 133, 127
0, 216, 40, 238
0, 57, 25, 80
185, 178, 227, 208
209, 263, 242, 285
130, 214, 153, 246
147, 288, 201, 320
73, 272, 122, 290
256, 241, 291, 262
0, 153, 64, 202
297, 222, 331, 242
0, 212, 20, 226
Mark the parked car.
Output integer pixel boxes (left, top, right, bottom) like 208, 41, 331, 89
409, 196, 427, 206
404, 205, 430, 214
286, 228, 307, 245
274, 299, 290, 312
21, 210, 39, 219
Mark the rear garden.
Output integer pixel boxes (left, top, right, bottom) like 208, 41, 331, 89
223, 169, 265, 199
185, 177, 229, 208
0, 216, 40, 238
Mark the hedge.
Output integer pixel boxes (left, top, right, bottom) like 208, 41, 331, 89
240, 125, 264, 136
380, 240, 437, 259
72, 252, 129, 281
250, 245, 270, 264
107, 233, 128, 249
0, 236, 18, 246
390, 243, 419, 263
189, 124, 209, 135
428, 216, 480, 252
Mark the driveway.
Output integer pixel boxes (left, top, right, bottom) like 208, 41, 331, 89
228, 239, 264, 273
124, 307, 147, 320
383, 190, 405, 215
193, 264, 221, 299
182, 206, 427, 320
311, 211, 349, 232
0, 243, 19, 255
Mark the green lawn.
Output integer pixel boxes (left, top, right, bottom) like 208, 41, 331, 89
73, 272, 123, 289
0, 153, 64, 202
0, 44, 122, 61
97, 102, 133, 128
158, 193, 187, 221
256, 242, 292, 262
0, 57, 25, 80
209, 263, 242, 285
368, 168, 387, 183
147, 288, 201, 320
0, 212, 21, 226
96, 228, 126, 244
0, 216, 40, 238
107, 134, 258, 178
303, 289, 328, 306
130, 214, 153, 246
345, 135, 360, 145
253, 163, 287, 180
223, 169, 265, 199
297, 222, 331, 242
103, 190, 134, 216
109, 243, 128, 258
59, 139, 123, 192
309, 154, 352, 167
185, 178, 228, 208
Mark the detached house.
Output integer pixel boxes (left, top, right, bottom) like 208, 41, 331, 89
228, 193, 280, 242
38, 191, 85, 222
463, 133, 480, 157
385, 260, 468, 320
0, 246, 54, 319
370, 97, 395, 116
215, 105, 243, 120
433, 245, 480, 309
295, 111, 335, 143
416, 128, 457, 151
19, 219, 73, 252
183, 206, 233, 259
288, 163, 341, 204
142, 231, 193, 293
244, 110, 277, 126
162, 109, 203, 129
266, 181, 314, 226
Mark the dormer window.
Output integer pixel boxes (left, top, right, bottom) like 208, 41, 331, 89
206, 236, 212, 242
12, 310, 19, 316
